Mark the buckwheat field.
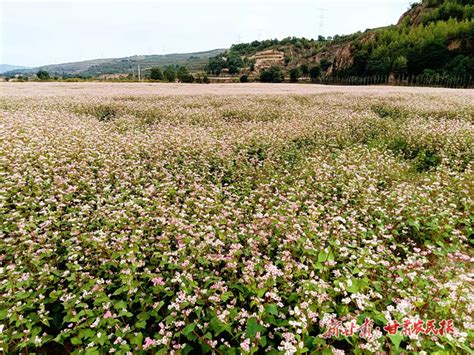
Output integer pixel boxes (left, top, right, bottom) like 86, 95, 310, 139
1, 83, 473, 354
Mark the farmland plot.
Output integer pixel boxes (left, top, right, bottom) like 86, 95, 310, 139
1, 83, 473, 354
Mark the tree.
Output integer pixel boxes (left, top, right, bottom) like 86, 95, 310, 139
320, 59, 332, 72
367, 45, 392, 75
240, 74, 249, 83
227, 55, 243, 74
289, 68, 300, 83
176, 67, 194, 83
260, 66, 283, 83
206, 56, 226, 76
150, 67, 163, 80
309, 66, 321, 82
177, 66, 190, 81
351, 50, 369, 76
163, 66, 177, 82
393, 55, 408, 74
300, 64, 309, 77
444, 55, 474, 77
36, 70, 50, 80
181, 73, 195, 83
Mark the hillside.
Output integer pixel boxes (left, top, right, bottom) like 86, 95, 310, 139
4, 49, 225, 78
207, 0, 473, 81
0, 64, 29, 74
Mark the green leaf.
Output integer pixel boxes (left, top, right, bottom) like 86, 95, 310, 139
183, 323, 196, 336
137, 311, 150, 321
388, 333, 403, 350
221, 291, 233, 302
265, 304, 278, 315
135, 320, 147, 329
312, 337, 326, 346
318, 251, 328, 263
347, 279, 359, 293
210, 317, 227, 335
154, 301, 165, 311
129, 332, 143, 346
246, 317, 266, 338
114, 300, 127, 310
79, 329, 96, 339
85, 347, 100, 355
71, 337, 82, 345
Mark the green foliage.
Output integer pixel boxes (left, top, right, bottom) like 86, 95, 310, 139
36, 70, 50, 80
206, 54, 243, 75
421, 0, 474, 24
444, 54, 474, 76
163, 66, 177, 82
300, 63, 309, 76
371, 103, 405, 120
207, 2, 473, 83
177, 66, 189, 81
73, 103, 118, 121
194, 74, 210, 84
176, 66, 195, 83
240, 74, 249, 83
289, 68, 300, 82
206, 56, 226, 75
229, 37, 316, 56
320, 58, 332, 72
345, 17, 474, 78
259, 66, 283, 83
393, 55, 408, 74
227, 55, 243, 74
150, 67, 163, 81
1, 89, 473, 353
309, 66, 321, 82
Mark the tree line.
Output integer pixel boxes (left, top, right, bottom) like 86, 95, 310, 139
205, 0, 473, 84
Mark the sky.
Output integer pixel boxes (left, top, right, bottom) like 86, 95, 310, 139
1, 0, 413, 67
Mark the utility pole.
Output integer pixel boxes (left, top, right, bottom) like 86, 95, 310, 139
138, 64, 141, 81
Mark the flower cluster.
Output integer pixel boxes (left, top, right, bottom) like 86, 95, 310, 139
0, 83, 473, 353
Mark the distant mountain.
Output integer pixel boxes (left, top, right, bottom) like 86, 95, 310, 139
0, 64, 30, 74
2, 49, 226, 77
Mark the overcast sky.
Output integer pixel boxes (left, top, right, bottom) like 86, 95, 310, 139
1, 0, 412, 67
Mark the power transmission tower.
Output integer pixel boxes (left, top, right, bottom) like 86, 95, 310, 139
316, 7, 327, 39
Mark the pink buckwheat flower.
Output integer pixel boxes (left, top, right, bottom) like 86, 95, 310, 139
143, 337, 157, 350
152, 277, 165, 286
